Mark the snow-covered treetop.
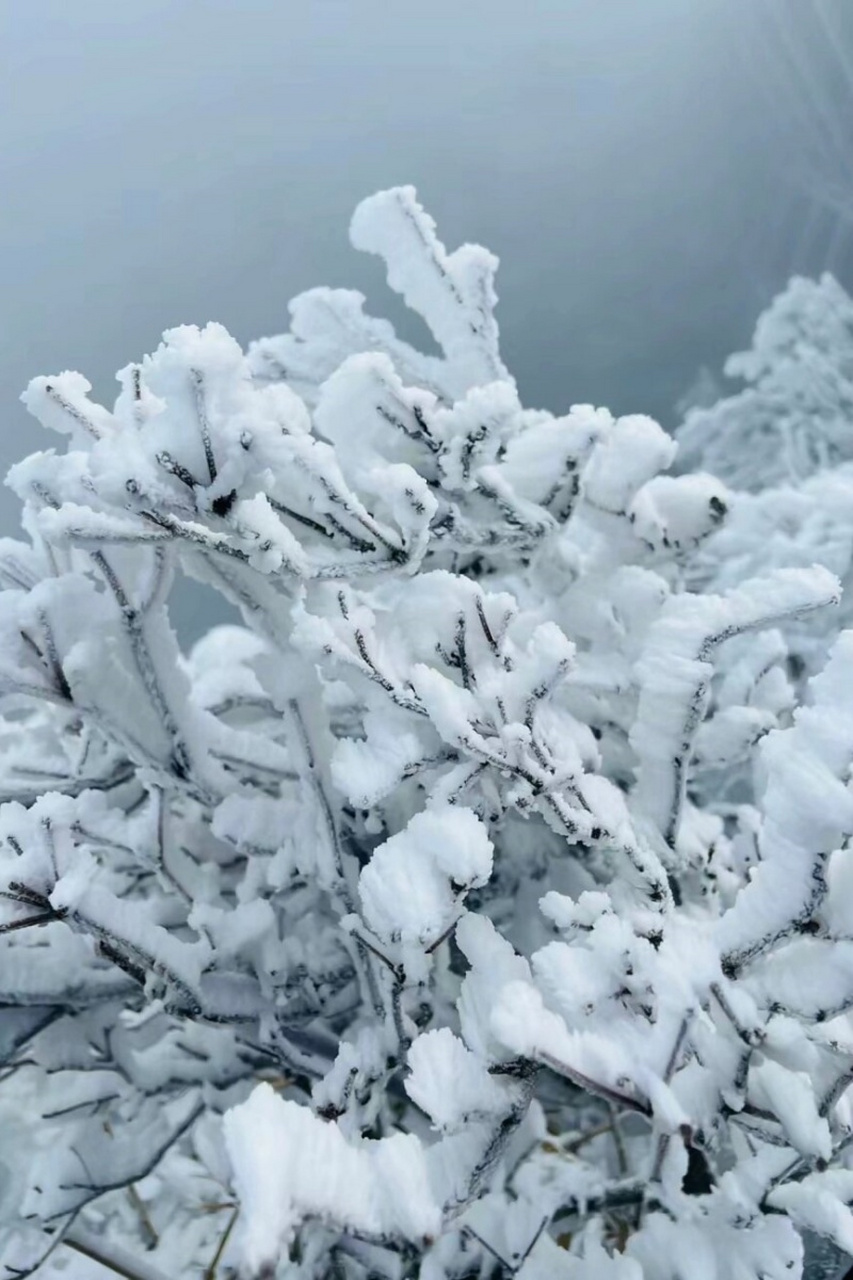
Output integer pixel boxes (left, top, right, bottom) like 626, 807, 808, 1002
0, 187, 849, 1280
677, 273, 853, 491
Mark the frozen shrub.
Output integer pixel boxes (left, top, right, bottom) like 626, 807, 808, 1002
0, 189, 850, 1280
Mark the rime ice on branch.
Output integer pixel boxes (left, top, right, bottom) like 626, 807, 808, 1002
0, 186, 849, 1280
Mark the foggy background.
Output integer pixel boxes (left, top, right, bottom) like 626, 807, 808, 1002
3, 0, 852, 632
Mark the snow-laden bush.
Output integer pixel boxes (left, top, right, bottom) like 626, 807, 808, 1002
1, 189, 852, 1280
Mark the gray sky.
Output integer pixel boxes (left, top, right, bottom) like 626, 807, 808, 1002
2, 0, 850, 629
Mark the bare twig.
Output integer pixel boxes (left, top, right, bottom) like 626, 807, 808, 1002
65, 1226, 175, 1280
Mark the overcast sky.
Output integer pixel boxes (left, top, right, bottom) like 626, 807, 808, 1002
2, 0, 851, 629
